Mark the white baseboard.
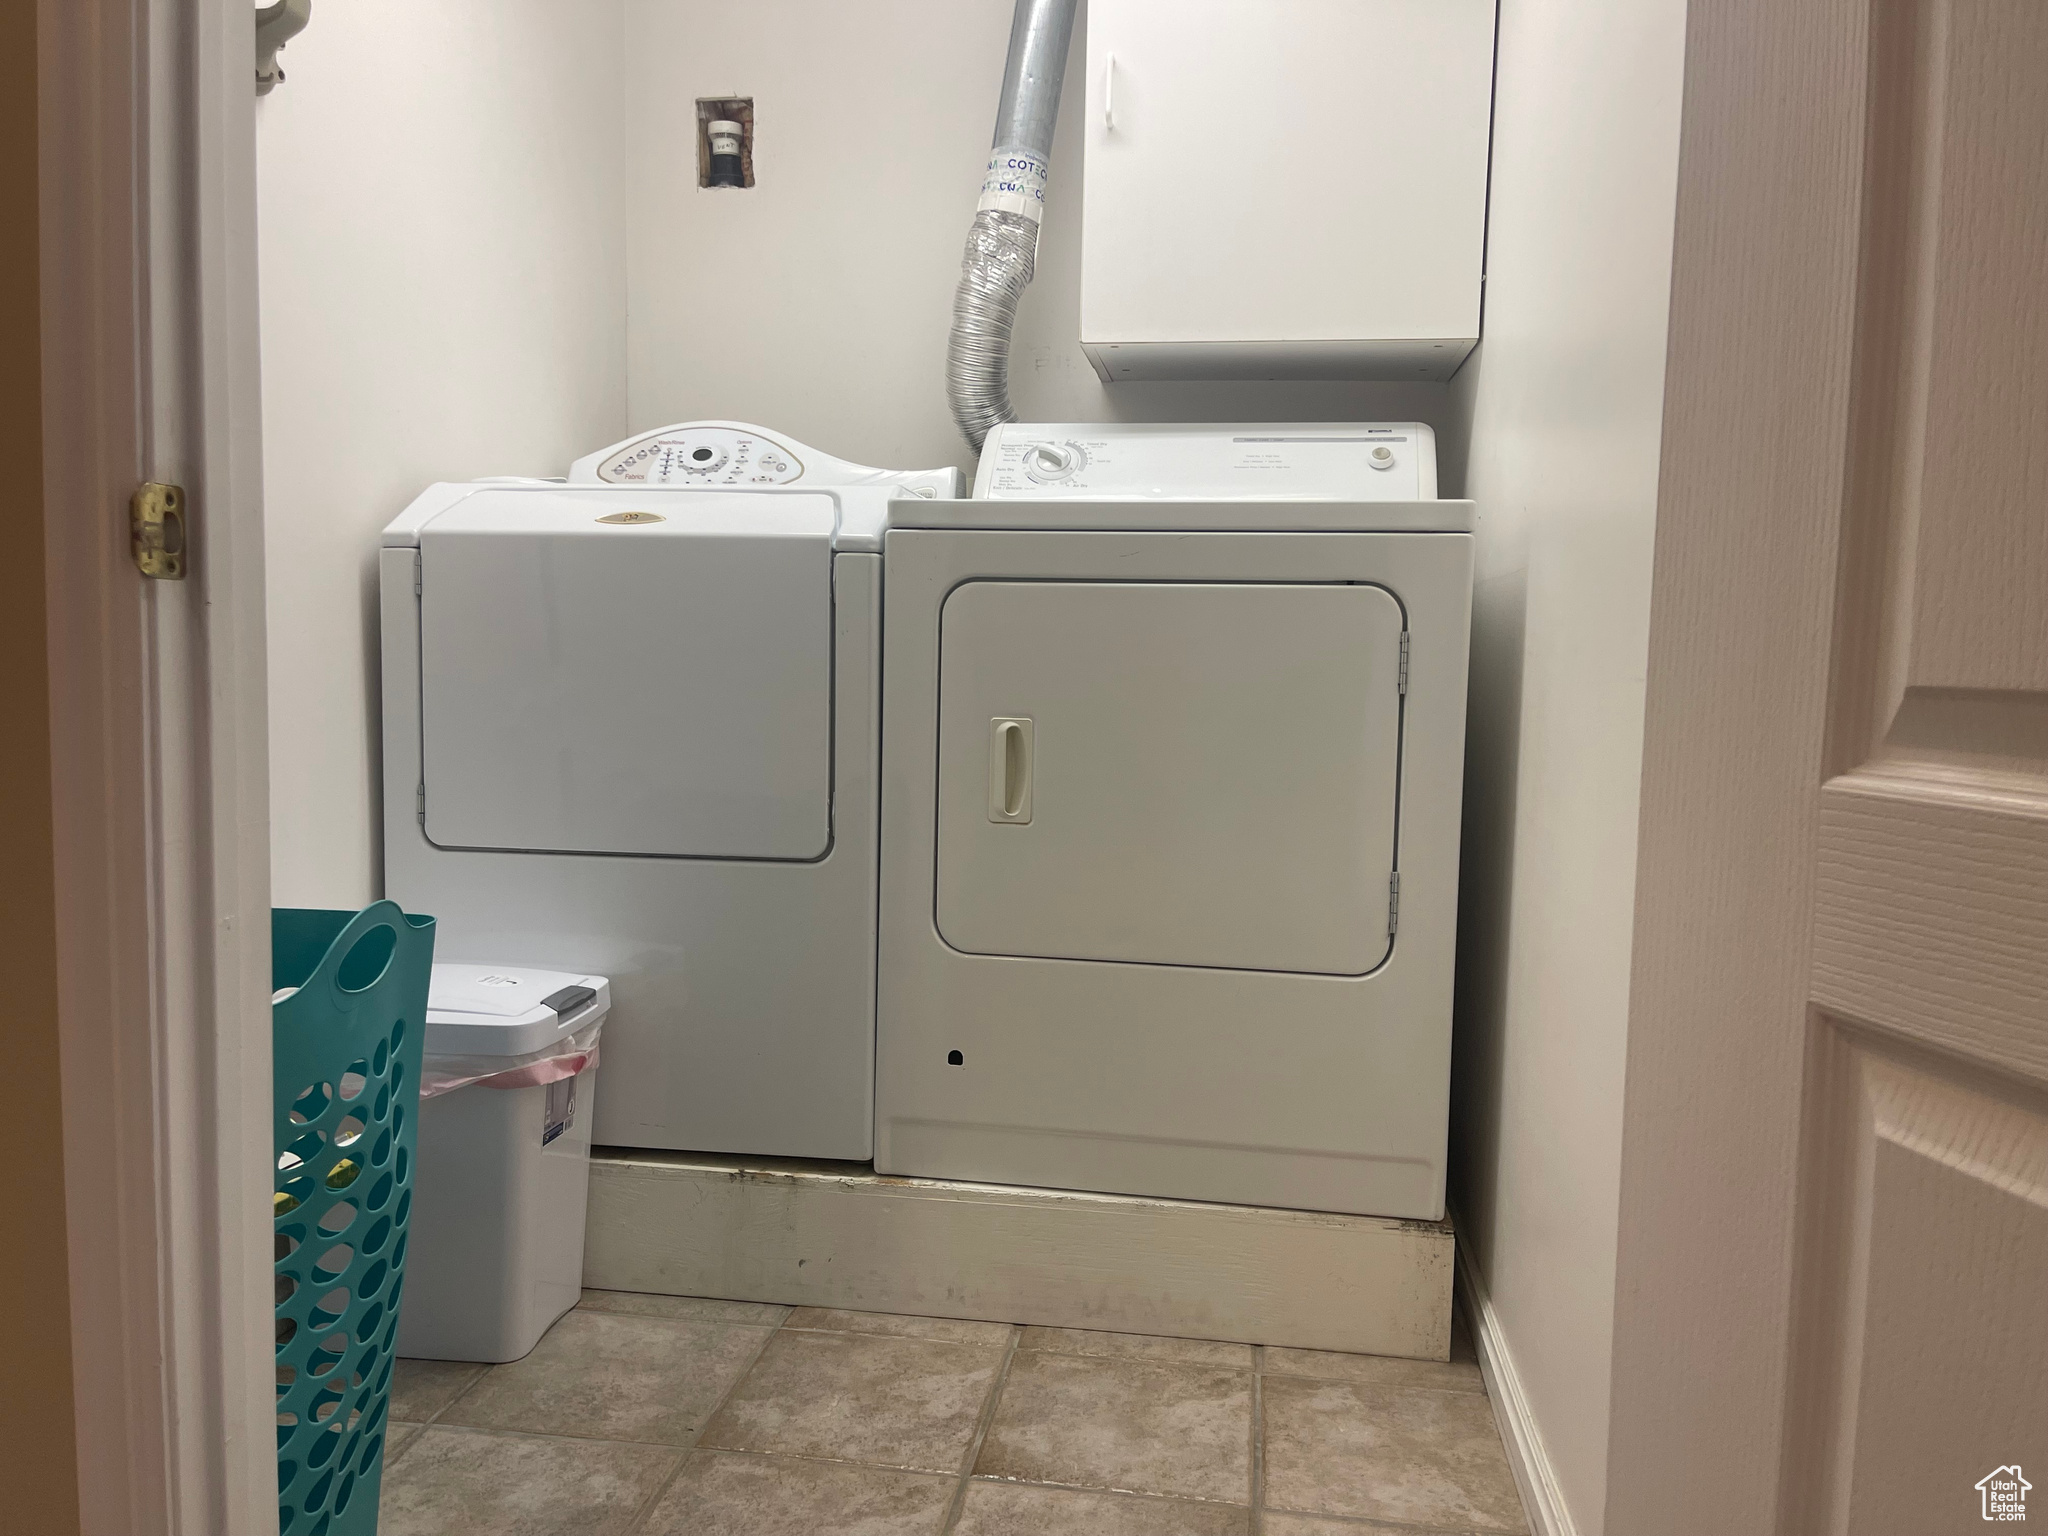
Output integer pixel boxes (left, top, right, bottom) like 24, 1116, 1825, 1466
586, 1149, 1457, 1358
1455, 1237, 1582, 1536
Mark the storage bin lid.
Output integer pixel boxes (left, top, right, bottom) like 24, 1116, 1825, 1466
424, 963, 611, 1057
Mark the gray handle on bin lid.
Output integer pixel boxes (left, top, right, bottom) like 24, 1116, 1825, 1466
542, 985, 598, 1017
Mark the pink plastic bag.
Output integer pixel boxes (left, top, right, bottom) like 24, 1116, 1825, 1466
418, 1017, 603, 1099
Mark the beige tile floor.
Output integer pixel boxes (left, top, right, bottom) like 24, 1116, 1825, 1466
378, 1291, 1529, 1536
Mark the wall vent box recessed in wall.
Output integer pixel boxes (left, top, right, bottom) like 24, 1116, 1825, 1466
696, 98, 755, 188
1080, 0, 1496, 383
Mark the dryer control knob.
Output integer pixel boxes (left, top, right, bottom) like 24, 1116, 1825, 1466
1369, 444, 1397, 470
1024, 442, 1085, 482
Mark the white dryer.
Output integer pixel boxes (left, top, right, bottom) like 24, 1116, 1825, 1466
380, 422, 960, 1159
874, 423, 1471, 1219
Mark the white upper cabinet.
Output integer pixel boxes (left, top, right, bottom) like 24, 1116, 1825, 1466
1080, 0, 1497, 383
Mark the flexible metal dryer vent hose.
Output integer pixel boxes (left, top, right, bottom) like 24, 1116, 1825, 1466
947, 0, 1079, 452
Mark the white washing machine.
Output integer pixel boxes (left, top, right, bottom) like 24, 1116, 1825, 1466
380, 421, 960, 1159
874, 422, 1471, 1219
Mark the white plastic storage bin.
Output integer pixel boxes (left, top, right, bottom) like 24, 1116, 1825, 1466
396, 964, 610, 1363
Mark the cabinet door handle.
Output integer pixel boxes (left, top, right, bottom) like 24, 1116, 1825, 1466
1104, 52, 1116, 130
988, 717, 1034, 824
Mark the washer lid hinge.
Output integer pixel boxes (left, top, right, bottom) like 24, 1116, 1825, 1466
416, 782, 425, 823
414, 554, 423, 595
1387, 870, 1401, 935
1398, 631, 1411, 695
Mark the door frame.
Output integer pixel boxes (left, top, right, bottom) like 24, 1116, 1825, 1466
1604, 0, 1867, 1524
42, 0, 273, 1530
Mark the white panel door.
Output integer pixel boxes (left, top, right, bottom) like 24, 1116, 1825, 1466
935, 580, 1404, 974
419, 489, 835, 860
1786, 9, 2048, 1525
1609, 4, 2048, 1531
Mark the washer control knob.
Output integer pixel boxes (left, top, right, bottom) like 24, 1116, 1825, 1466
1369, 444, 1397, 471
1024, 442, 1085, 482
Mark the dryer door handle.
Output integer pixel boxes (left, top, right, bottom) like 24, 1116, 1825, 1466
988, 718, 1034, 824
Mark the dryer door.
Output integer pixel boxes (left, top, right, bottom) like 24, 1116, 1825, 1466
418, 488, 834, 860
935, 580, 1402, 974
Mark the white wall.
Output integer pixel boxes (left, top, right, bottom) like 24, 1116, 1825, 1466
1444, 0, 1687, 1532
257, 1, 628, 905
624, 0, 1452, 482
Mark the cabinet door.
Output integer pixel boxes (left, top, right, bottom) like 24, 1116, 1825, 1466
936, 581, 1403, 974
1082, 0, 1495, 351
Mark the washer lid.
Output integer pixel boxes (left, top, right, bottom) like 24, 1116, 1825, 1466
425, 963, 611, 1056
417, 487, 835, 861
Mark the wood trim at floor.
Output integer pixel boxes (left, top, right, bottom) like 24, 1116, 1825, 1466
584, 1149, 1457, 1359
1455, 1236, 1581, 1536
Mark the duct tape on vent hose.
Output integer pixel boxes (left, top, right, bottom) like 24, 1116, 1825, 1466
977, 146, 1049, 221
418, 1016, 604, 1099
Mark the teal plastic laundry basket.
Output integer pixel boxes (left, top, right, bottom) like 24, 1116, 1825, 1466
273, 903, 435, 1536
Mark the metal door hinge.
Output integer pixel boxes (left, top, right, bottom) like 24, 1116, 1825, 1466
1387, 871, 1402, 936
416, 783, 425, 824
131, 482, 187, 580
414, 555, 422, 596
1398, 631, 1411, 695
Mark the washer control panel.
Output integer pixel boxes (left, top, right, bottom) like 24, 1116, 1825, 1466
976, 423, 1437, 501
588, 425, 802, 486
569, 420, 961, 507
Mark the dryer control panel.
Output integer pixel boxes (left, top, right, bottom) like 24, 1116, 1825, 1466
975, 422, 1437, 501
